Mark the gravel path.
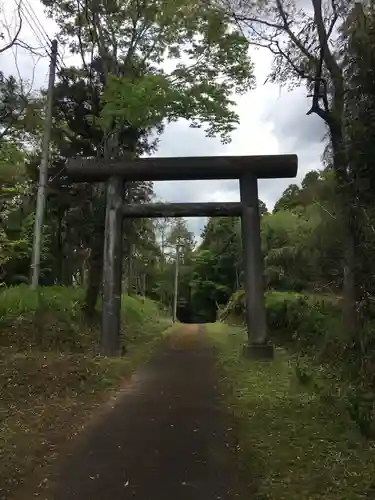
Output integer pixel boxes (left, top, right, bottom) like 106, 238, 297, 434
52, 324, 238, 500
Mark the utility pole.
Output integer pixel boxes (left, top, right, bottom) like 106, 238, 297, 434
172, 244, 180, 323
30, 39, 58, 289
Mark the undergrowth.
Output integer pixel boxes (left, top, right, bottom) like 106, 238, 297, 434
0, 285, 171, 500
221, 289, 375, 437
207, 323, 375, 500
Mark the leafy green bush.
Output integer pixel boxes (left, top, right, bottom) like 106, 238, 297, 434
0, 285, 87, 351
221, 289, 342, 353
0, 285, 83, 319
0, 285, 167, 352
265, 291, 341, 348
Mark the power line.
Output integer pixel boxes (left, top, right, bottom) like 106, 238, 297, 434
12, 0, 65, 70
15, 2, 50, 58
23, 0, 53, 45
22, 0, 66, 69
21, 0, 51, 52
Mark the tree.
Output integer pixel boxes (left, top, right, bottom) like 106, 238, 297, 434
273, 184, 301, 213
0, 71, 46, 285
0, 71, 42, 143
341, 4, 375, 336
191, 216, 241, 319
259, 199, 268, 216
218, 0, 361, 337
49, 63, 156, 306
42, 0, 254, 142
167, 219, 195, 253
40, 0, 254, 311
167, 219, 195, 315
302, 170, 320, 190
190, 195, 269, 319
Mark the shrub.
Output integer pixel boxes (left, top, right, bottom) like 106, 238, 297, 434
0, 285, 88, 352
265, 291, 341, 349
221, 289, 342, 352
0, 285, 166, 353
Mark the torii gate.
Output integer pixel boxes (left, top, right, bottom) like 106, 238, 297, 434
66, 154, 298, 358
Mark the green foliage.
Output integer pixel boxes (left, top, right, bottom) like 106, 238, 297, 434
262, 171, 342, 292
0, 285, 168, 352
341, 4, 375, 313
190, 216, 242, 320
343, 4, 375, 206
190, 170, 343, 324
265, 292, 342, 348
0, 72, 43, 141
273, 184, 301, 213
22, 0, 256, 306
42, 0, 254, 143
221, 289, 342, 348
221, 287, 375, 436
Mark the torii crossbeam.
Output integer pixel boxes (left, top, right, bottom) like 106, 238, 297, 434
66, 154, 298, 358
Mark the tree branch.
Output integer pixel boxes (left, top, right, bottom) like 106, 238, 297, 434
275, 0, 315, 62
0, 0, 23, 54
311, 0, 342, 82
327, 0, 338, 39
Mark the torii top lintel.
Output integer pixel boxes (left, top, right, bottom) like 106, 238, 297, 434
66, 154, 298, 182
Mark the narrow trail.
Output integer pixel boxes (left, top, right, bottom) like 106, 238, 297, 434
52, 324, 238, 500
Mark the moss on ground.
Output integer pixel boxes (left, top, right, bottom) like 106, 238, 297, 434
207, 322, 375, 500
0, 285, 171, 500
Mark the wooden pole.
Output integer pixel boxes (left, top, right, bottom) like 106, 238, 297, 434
101, 176, 124, 356
173, 245, 180, 323
30, 40, 58, 288
239, 173, 273, 359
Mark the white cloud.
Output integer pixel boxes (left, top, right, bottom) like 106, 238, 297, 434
0, 0, 326, 237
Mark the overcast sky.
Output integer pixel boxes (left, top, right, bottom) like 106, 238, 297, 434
1, 0, 326, 236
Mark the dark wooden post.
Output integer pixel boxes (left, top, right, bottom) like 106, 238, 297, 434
239, 173, 273, 359
101, 176, 124, 356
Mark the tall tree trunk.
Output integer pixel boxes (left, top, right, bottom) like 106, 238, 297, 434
84, 237, 103, 315
55, 207, 64, 284
343, 229, 358, 340
127, 241, 134, 295
142, 273, 146, 297
331, 123, 359, 342
84, 184, 106, 315
62, 223, 73, 286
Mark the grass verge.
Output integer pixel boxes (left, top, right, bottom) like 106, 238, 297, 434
207, 322, 375, 500
0, 285, 171, 500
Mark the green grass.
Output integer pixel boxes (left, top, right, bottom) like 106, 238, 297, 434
207, 322, 375, 500
0, 285, 171, 499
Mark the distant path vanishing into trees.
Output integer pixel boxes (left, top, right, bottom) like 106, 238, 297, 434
52, 324, 239, 500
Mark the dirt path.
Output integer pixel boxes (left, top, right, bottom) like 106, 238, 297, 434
51, 324, 238, 500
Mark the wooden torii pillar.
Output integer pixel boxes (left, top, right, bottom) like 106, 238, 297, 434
66, 154, 298, 358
